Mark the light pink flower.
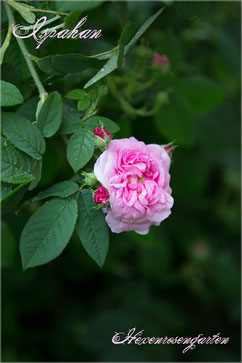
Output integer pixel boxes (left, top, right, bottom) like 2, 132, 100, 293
94, 137, 174, 235
94, 186, 110, 205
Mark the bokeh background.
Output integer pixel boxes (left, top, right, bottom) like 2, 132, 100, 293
1, 1, 241, 361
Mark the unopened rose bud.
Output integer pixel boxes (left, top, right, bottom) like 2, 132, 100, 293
152, 53, 169, 70
164, 144, 176, 158
93, 126, 112, 148
94, 186, 110, 205
82, 172, 97, 186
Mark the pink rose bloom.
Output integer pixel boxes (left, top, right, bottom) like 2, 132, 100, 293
94, 137, 174, 235
94, 186, 110, 205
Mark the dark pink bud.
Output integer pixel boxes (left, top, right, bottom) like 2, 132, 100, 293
164, 144, 175, 158
94, 127, 112, 141
152, 53, 169, 68
94, 186, 110, 205
103, 127, 111, 138
94, 127, 105, 141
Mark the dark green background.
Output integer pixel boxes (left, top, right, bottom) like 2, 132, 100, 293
1, 1, 241, 361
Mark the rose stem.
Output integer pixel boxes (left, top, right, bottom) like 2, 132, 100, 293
4, 1, 48, 103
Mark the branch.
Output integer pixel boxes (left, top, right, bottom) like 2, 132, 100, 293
4, 1, 48, 102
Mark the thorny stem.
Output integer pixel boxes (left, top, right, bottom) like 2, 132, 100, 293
4, 2, 48, 102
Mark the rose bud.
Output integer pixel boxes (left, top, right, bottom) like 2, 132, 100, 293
152, 53, 170, 70
94, 186, 110, 205
82, 172, 97, 186
94, 126, 112, 148
164, 144, 176, 158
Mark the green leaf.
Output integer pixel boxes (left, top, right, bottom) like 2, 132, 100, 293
1, 2, 7, 24
60, 98, 83, 134
21, 181, 80, 210
37, 54, 104, 75
0, 80, 24, 106
0, 24, 13, 65
175, 76, 224, 114
1, 181, 29, 203
77, 98, 91, 111
17, 96, 39, 122
37, 91, 63, 137
84, 51, 119, 89
1, 138, 34, 184
20, 198, 78, 270
2, 112, 46, 160
65, 89, 91, 111
117, 43, 125, 68
53, 54, 103, 73
60, 115, 83, 134
55, 0, 104, 12
1, 182, 12, 200
2, 183, 29, 215
67, 130, 94, 173
28, 160, 42, 191
125, 7, 165, 53
8, 1, 36, 24
86, 116, 120, 134
76, 189, 109, 267
4, 39, 30, 81
65, 89, 87, 100
119, 21, 136, 46
174, 1, 210, 20
88, 89, 98, 101
36, 55, 62, 75
64, 10, 83, 29
84, 7, 164, 88
154, 91, 196, 147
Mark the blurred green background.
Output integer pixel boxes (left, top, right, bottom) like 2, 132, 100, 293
1, 1, 241, 361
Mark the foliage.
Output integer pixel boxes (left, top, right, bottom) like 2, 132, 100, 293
1, 0, 168, 270
1, 1, 240, 362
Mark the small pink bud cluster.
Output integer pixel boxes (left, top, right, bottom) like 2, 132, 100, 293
152, 53, 169, 69
94, 186, 110, 205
